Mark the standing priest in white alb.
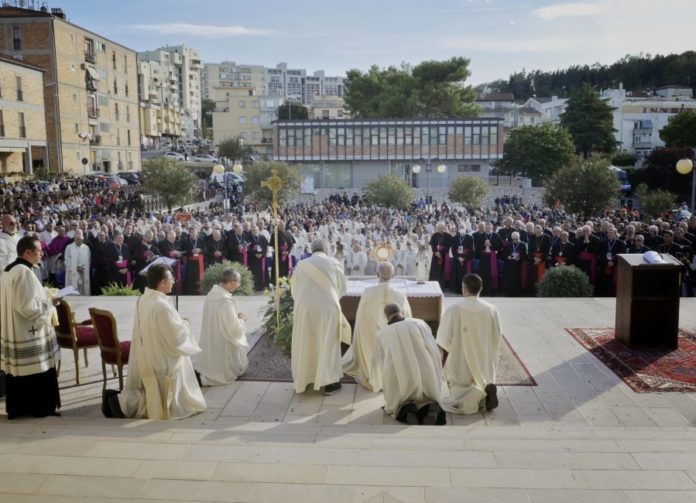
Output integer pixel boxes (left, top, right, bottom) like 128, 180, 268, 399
195, 268, 248, 386
436, 273, 502, 414
64, 229, 91, 295
119, 263, 207, 419
1, 235, 61, 419
342, 262, 412, 391
291, 238, 351, 395
370, 303, 446, 425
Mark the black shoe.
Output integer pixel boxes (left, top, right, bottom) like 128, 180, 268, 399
396, 402, 419, 425
484, 383, 498, 411
418, 403, 446, 425
194, 370, 203, 387
323, 383, 342, 396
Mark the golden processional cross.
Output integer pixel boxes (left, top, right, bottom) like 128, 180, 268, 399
261, 169, 285, 334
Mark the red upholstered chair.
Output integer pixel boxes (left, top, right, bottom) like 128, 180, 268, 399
54, 299, 99, 385
88, 307, 130, 391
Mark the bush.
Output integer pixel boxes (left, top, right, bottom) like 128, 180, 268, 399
262, 278, 294, 354
634, 183, 677, 220
100, 283, 142, 296
365, 174, 412, 209
200, 261, 254, 295
611, 151, 637, 167
536, 266, 593, 297
448, 175, 489, 208
243, 161, 301, 206
141, 157, 198, 211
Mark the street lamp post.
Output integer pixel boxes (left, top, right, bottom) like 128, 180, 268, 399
437, 163, 447, 199
213, 163, 225, 208
412, 158, 438, 209
676, 150, 696, 214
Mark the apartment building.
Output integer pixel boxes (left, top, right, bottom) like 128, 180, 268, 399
273, 118, 503, 190
138, 59, 183, 148
0, 53, 47, 176
0, 4, 141, 174
139, 45, 202, 141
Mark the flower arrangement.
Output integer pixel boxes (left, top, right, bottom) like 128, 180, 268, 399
262, 276, 294, 354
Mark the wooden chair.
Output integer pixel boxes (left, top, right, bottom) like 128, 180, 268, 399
88, 307, 130, 391
54, 299, 99, 385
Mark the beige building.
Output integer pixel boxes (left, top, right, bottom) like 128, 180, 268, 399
138, 59, 183, 148
0, 54, 47, 176
310, 95, 348, 120
0, 5, 141, 175
211, 87, 262, 149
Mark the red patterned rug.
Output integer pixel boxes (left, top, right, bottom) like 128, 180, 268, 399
566, 328, 696, 392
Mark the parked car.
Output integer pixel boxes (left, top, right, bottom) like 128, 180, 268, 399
192, 154, 219, 163
163, 152, 185, 162
121, 172, 140, 185
105, 175, 128, 189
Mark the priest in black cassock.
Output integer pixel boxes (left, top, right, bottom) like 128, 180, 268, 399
501, 232, 527, 297
598, 227, 626, 297
474, 222, 502, 296
270, 220, 295, 285
247, 224, 269, 291
428, 222, 453, 291
526, 225, 551, 295
450, 225, 474, 294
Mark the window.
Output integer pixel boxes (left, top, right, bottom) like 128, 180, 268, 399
251, 116, 259, 124
0, 111, 5, 137
238, 100, 246, 108
125, 83, 129, 97
112, 51, 117, 70
113, 78, 118, 94
84, 38, 95, 62
126, 105, 130, 122
251, 100, 259, 108
239, 116, 246, 124
458, 164, 480, 173
12, 26, 21, 50
123, 55, 128, 74
114, 103, 119, 121
127, 129, 131, 146
116, 128, 121, 145
74, 123, 79, 133
18, 112, 26, 138
16, 76, 23, 101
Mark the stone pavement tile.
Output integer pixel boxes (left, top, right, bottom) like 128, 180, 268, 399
448, 412, 485, 426
0, 473, 48, 495
633, 453, 696, 470
494, 452, 638, 470
353, 485, 425, 503
138, 479, 251, 502
624, 490, 696, 503
244, 482, 353, 503
643, 408, 690, 428
361, 449, 495, 469
220, 381, 269, 417
286, 390, 324, 416
610, 406, 658, 427
465, 439, 621, 453
449, 468, 577, 489
84, 440, 188, 460
506, 387, 547, 416
660, 395, 696, 426
11, 436, 98, 457
212, 461, 329, 484
483, 397, 519, 426
425, 487, 529, 503
253, 446, 362, 466
250, 401, 292, 422
134, 459, 219, 481
0, 454, 139, 477
326, 465, 451, 487
316, 405, 356, 425
615, 440, 696, 453
575, 405, 624, 427
33, 474, 148, 499
572, 470, 696, 490
0, 496, 89, 503
182, 444, 257, 463
526, 489, 630, 503
258, 381, 296, 404
322, 383, 358, 406
203, 382, 241, 408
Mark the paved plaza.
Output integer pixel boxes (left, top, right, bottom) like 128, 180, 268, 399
1, 295, 696, 502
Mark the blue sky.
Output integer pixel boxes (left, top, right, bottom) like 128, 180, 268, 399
48, 0, 696, 86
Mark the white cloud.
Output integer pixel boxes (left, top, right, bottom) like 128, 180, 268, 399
532, 2, 605, 21
128, 23, 275, 38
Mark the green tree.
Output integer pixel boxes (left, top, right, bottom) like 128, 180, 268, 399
141, 157, 197, 212
634, 183, 677, 220
544, 157, 621, 218
496, 124, 576, 184
631, 147, 693, 201
277, 101, 309, 120
560, 84, 617, 157
659, 110, 696, 147
243, 161, 301, 206
201, 98, 216, 139
611, 151, 637, 167
344, 57, 479, 118
218, 137, 254, 164
365, 174, 412, 209
448, 176, 489, 208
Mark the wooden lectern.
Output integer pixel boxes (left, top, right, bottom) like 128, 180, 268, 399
615, 254, 682, 350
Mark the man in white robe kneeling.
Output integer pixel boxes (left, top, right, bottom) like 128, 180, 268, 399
371, 303, 446, 425
342, 262, 412, 391
291, 238, 350, 396
437, 273, 502, 415
195, 268, 248, 386
116, 263, 207, 419
64, 230, 91, 295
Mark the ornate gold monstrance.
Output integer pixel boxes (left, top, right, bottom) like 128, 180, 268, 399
371, 242, 394, 263
261, 169, 285, 334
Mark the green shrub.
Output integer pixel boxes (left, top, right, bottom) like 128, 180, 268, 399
448, 175, 489, 208
262, 278, 294, 354
365, 174, 412, 209
200, 261, 253, 295
100, 283, 142, 296
536, 265, 593, 297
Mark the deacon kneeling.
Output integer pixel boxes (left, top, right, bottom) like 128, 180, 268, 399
116, 263, 207, 419
370, 303, 446, 425
437, 273, 502, 415
195, 268, 248, 386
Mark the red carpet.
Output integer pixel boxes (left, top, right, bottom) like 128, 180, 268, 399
566, 328, 696, 392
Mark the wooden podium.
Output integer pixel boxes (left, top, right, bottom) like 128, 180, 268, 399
615, 254, 682, 350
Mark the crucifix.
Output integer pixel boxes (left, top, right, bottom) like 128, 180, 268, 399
261, 169, 286, 334
28, 325, 39, 336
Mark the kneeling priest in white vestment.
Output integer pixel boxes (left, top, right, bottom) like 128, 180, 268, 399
291, 239, 351, 395
342, 262, 412, 391
436, 273, 501, 415
118, 263, 207, 419
195, 268, 248, 386
371, 303, 446, 425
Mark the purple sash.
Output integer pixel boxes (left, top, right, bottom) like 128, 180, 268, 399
115, 259, 131, 285
578, 251, 597, 285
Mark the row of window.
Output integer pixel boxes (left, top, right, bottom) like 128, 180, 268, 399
278, 126, 499, 148
0, 76, 24, 102
0, 110, 27, 138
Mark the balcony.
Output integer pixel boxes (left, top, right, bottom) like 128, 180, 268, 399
90, 135, 102, 145
87, 104, 100, 118
85, 51, 96, 64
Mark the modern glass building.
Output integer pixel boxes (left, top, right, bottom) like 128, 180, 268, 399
273, 118, 503, 190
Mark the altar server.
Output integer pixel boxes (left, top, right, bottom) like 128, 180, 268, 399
64, 229, 91, 295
